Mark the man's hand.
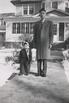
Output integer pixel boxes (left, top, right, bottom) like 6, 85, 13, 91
49, 44, 52, 49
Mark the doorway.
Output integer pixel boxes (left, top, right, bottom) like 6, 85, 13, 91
59, 23, 64, 41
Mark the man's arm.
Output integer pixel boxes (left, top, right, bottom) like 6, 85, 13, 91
33, 23, 37, 48
49, 21, 53, 48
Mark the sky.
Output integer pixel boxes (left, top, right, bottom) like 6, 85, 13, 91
0, 0, 15, 13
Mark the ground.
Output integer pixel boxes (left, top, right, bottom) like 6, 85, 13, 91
0, 49, 69, 103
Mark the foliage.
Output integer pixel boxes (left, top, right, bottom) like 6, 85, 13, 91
19, 34, 33, 43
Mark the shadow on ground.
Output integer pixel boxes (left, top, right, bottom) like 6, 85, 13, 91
10, 76, 69, 103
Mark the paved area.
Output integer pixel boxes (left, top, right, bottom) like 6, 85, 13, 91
0, 61, 69, 103
0, 49, 69, 103
0, 49, 64, 87
62, 60, 69, 82
0, 49, 19, 87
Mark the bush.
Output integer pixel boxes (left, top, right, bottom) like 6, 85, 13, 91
5, 56, 13, 62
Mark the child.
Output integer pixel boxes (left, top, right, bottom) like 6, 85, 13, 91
19, 42, 31, 75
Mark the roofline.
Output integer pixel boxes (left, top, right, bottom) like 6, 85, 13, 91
11, 0, 42, 5
47, 9, 69, 16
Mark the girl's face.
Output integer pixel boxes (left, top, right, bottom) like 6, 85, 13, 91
24, 43, 29, 49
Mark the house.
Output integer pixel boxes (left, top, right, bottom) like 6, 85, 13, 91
0, 20, 5, 47
46, 0, 69, 42
0, 13, 15, 47
2, 0, 69, 47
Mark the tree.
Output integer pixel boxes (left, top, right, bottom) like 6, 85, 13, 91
19, 34, 33, 48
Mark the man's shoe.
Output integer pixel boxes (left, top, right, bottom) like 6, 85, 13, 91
18, 73, 23, 76
41, 74, 46, 77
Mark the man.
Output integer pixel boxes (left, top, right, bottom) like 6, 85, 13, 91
33, 8, 53, 77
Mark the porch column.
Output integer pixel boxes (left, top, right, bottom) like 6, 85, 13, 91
22, 5, 24, 16
57, 23, 59, 41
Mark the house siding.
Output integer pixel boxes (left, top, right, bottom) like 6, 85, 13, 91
34, 2, 41, 14
4, 0, 69, 46
6, 22, 22, 42
16, 2, 41, 15
16, 4, 22, 15
58, 1, 65, 11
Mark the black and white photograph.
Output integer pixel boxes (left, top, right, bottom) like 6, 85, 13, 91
0, 0, 69, 103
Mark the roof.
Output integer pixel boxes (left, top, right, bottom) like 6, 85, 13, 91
11, 0, 65, 2
49, 0, 66, 1
2, 8, 69, 23
47, 9, 69, 16
11, 0, 42, 1
11, 0, 41, 1
0, 13, 15, 18
46, 0, 67, 1
11, 0, 42, 5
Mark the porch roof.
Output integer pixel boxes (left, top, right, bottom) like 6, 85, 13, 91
4, 15, 69, 23
4, 15, 40, 22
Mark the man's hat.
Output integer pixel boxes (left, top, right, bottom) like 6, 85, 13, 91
39, 8, 46, 13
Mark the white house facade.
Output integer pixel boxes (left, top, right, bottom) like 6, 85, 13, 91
2, 0, 69, 47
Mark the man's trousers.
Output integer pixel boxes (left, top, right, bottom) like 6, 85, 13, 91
37, 59, 47, 76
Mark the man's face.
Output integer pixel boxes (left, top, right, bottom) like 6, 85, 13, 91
40, 11, 46, 20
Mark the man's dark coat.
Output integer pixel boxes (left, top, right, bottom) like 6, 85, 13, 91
33, 20, 53, 60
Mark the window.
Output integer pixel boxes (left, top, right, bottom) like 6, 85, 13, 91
20, 23, 25, 33
24, 7, 28, 15
53, 24, 57, 35
65, 2, 68, 8
12, 22, 34, 34
52, 2, 58, 9
12, 23, 16, 34
30, 23, 34, 34
42, 3, 45, 9
4, 21, 6, 25
12, 23, 20, 34
29, 7, 34, 14
26, 23, 29, 33
17, 23, 20, 33
65, 2, 69, 13
23, 5, 34, 15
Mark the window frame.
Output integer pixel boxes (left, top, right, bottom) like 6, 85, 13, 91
53, 24, 57, 35
12, 22, 34, 34
52, 1, 58, 9
23, 5, 34, 15
24, 6, 28, 15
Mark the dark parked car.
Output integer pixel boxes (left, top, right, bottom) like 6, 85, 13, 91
51, 38, 69, 51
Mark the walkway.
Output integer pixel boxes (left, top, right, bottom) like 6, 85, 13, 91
0, 61, 69, 103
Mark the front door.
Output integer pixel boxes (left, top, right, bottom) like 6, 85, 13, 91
59, 23, 64, 41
